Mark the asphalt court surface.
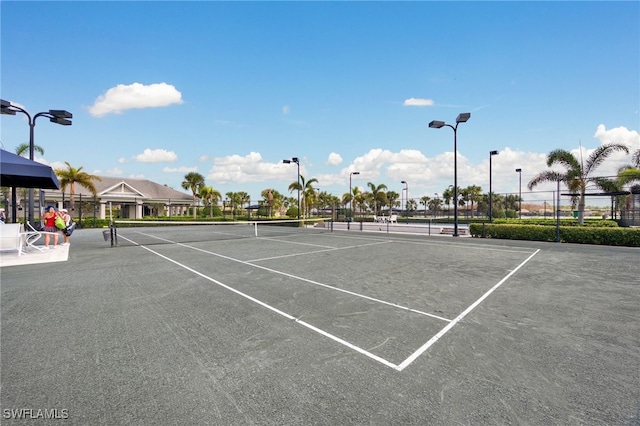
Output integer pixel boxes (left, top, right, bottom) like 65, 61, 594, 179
114, 228, 539, 369
1, 227, 639, 425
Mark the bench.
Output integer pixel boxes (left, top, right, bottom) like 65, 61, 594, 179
440, 227, 469, 235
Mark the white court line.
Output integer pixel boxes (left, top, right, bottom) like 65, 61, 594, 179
247, 240, 390, 262
131, 241, 399, 370
123, 231, 450, 322
327, 232, 536, 254
118, 232, 539, 371
395, 248, 541, 371
184, 243, 452, 322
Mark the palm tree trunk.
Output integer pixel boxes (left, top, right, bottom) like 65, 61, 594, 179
578, 193, 586, 224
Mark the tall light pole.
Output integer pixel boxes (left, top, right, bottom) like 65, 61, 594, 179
434, 193, 439, 218
283, 157, 300, 220
1, 99, 72, 226
429, 112, 470, 237
515, 168, 522, 219
348, 171, 359, 229
489, 150, 498, 222
401, 180, 408, 221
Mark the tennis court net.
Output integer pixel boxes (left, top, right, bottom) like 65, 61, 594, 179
111, 218, 333, 246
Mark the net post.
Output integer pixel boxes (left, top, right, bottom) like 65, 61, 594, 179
254, 221, 258, 237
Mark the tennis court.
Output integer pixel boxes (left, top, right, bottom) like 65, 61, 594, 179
1, 223, 638, 424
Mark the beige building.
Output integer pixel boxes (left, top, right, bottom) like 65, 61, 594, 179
38, 176, 193, 220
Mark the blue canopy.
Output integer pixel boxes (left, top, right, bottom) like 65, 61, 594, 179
0, 149, 60, 189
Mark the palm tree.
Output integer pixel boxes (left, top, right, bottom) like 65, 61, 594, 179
420, 196, 431, 217
237, 191, 251, 217
198, 185, 221, 218
465, 185, 483, 218
15, 143, 44, 158
386, 190, 400, 216
442, 186, 455, 218
261, 188, 283, 217
616, 147, 640, 187
55, 162, 102, 213
366, 182, 387, 217
406, 199, 417, 216
428, 197, 442, 218
288, 175, 318, 218
181, 172, 205, 219
528, 143, 629, 224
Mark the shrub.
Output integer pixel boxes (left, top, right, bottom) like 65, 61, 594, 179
470, 223, 640, 247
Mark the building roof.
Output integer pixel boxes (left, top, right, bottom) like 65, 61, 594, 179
48, 176, 192, 202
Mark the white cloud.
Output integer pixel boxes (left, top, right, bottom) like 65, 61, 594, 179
206, 152, 298, 184
135, 148, 178, 163
403, 98, 434, 107
118, 157, 128, 164
282, 105, 290, 115
89, 82, 183, 117
163, 166, 198, 173
327, 152, 342, 166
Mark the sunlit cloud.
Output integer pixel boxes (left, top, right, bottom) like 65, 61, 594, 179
403, 98, 435, 107
327, 152, 342, 166
89, 82, 183, 117
135, 148, 178, 163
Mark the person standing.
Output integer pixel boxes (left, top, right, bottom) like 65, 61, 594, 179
0, 208, 6, 223
42, 206, 60, 249
59, 208, 72, 246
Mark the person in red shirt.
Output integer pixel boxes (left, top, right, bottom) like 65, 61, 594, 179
42, 206, 60, 249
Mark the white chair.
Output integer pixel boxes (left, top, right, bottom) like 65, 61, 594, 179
0, 223, 24, 254
20, 223, 47, 254
388, 214, 398, 223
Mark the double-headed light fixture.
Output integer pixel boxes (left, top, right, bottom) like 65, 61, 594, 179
282, 157, 300, 220
348, 171, 360, 229
1, 99, 73, 225
428, 112, 470, 237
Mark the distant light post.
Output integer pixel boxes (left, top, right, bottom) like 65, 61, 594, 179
401, 180, 408, 221
1, 99, 72, 226
489, 150, 499, 222
283, 157, 300, 220
515, 168, 522, 219
348, 171, 360, 229
429, 112, 471, 236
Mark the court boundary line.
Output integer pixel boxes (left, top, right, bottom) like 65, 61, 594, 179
122, 231, 450, 322
246, 240, 390, 262
134, 242, 399, 370
396, 248, 541, 370
117, 233, 540, 371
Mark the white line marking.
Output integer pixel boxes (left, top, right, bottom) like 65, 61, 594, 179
183, 242, 452, 322
118, 232, 539, 371
247, 241, 390, 262
135, 242, 399, 370
122, 231, 450, 322
395, 248, 541, 371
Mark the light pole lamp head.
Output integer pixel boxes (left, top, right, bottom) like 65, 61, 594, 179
49, 109, 73, 119
292, 157, 299, 164
428, 120, 445, 129
50, 117, 72, 126
0, 99, 16, 115
456, 112, 471, 123
351, 171, 360, 176
516, 168, 522, 173
490, 150, 498, 156
282, 159, 291, 164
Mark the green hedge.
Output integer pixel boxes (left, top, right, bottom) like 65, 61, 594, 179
469, 223, 640, 247
492, 218, 619, 227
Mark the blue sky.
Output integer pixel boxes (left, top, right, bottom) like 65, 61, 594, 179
1, 1, 638, 206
